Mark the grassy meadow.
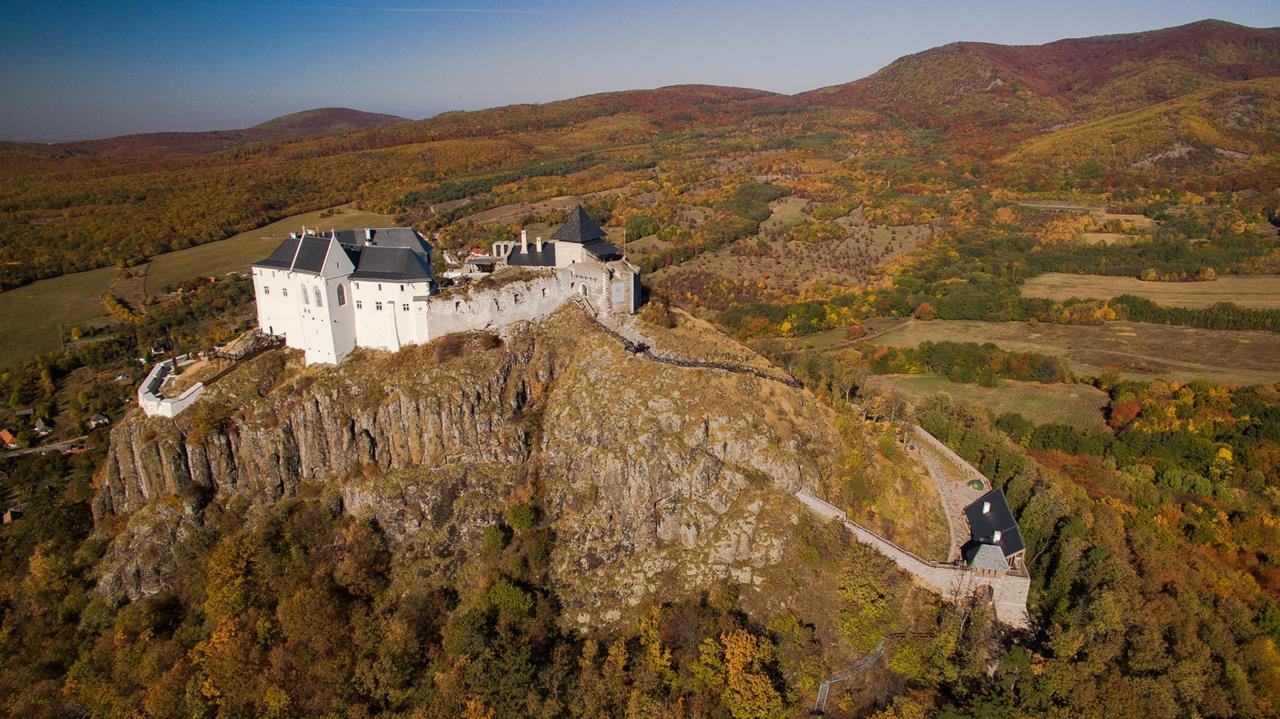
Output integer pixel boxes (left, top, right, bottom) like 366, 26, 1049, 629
145, 205, 394, 292
864, 373, 1111, 430
1022, 272, 1280, 309
0, 267, 116, 367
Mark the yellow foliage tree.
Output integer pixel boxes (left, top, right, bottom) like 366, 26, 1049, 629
721, 629, 784, 719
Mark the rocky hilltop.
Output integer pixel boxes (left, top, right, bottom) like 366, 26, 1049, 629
94, 306, 842, 626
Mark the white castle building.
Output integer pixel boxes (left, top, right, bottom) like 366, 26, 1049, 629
250, 205, 641, 365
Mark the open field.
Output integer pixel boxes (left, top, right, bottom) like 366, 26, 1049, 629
0, 205, 395, 369
1022, 272, 1280, 308
0, 267, 116, 367
861, 318, 1280, 385
865, 374, 1111, 430
758, 196, 811, 233
145, 205, 395, 292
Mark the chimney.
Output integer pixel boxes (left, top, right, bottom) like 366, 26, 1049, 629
365, 228, 373, 241
521, 230, 528, 253
992, 530, 1002, 542
981, 501, 991, 514
536, 236, 543, 252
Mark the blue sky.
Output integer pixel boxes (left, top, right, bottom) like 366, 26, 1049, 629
1, 0, 1278, 141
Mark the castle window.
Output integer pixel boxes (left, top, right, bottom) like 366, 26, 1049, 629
356, 300, 363, 310
399, 284, 404, 291
313, 287, 323, 307
375, 302, 383, 311
282, 287, 288, 297
263, 286, 270, 295
336, 285, 346, 306
302, 288, 309, 305
401, 303, 409, 312
377, 284, 382, 291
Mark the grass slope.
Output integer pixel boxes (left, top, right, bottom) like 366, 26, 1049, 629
866, 373, 1111, 430
0, 267, 115, 367
145, 205, 395, 293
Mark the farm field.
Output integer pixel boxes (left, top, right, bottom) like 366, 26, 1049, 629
0, 266, 116, 367
861, 318, 1280, 385
1022, 272, 1280, 308
864, 373, 1111, 430
145, 205, 395, 293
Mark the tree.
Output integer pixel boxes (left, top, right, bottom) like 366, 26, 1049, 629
720, 630, 784, 719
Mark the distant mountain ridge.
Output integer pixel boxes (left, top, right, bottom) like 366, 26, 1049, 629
20, 21, 1280, 158
31, 107, 408, 159
3, 18, 1279, 290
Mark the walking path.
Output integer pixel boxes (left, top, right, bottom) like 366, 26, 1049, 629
905, 426, 988, 562
794, 488, 1029, 628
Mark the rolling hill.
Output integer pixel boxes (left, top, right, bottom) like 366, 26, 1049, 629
800, 20, 1280, 143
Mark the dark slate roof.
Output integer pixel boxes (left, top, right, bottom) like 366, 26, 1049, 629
254, 227, 433, 282
963, 489, 1025, 558
351, 246, 432, 281
507, 243, 557, 267
333, 227, 424, 251
254, 236, 300, 269
551, 205, 605, 244
290, 235, 332, 275
583, 239, 622, 261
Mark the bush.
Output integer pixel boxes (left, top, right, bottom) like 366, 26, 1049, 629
505, 503, 537, 533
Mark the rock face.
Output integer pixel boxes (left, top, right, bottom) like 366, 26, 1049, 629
94, 307, 841, 621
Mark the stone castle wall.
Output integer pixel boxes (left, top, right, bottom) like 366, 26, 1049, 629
423, 263, 632, 340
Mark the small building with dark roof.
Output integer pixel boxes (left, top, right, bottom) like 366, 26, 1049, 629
962, 488, 1025, 572
493, 205, 624, 268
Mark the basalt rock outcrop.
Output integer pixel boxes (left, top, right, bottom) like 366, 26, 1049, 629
94, 306, 842, 624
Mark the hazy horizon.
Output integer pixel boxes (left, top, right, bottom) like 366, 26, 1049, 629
2, 0, 1279, 143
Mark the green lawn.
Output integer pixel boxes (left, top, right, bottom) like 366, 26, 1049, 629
146, 205, 395, 293
866, 373, 1111, 430
0, 266, 116, 368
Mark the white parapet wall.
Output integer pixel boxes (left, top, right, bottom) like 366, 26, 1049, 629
137, 360, 206, 418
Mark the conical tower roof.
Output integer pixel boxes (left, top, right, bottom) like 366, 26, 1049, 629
550, 205, 605, 244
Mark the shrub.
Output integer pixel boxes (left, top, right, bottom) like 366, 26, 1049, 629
505, 503, 537, 533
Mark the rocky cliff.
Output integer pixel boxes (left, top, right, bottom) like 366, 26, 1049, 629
94, 306, 842, 625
